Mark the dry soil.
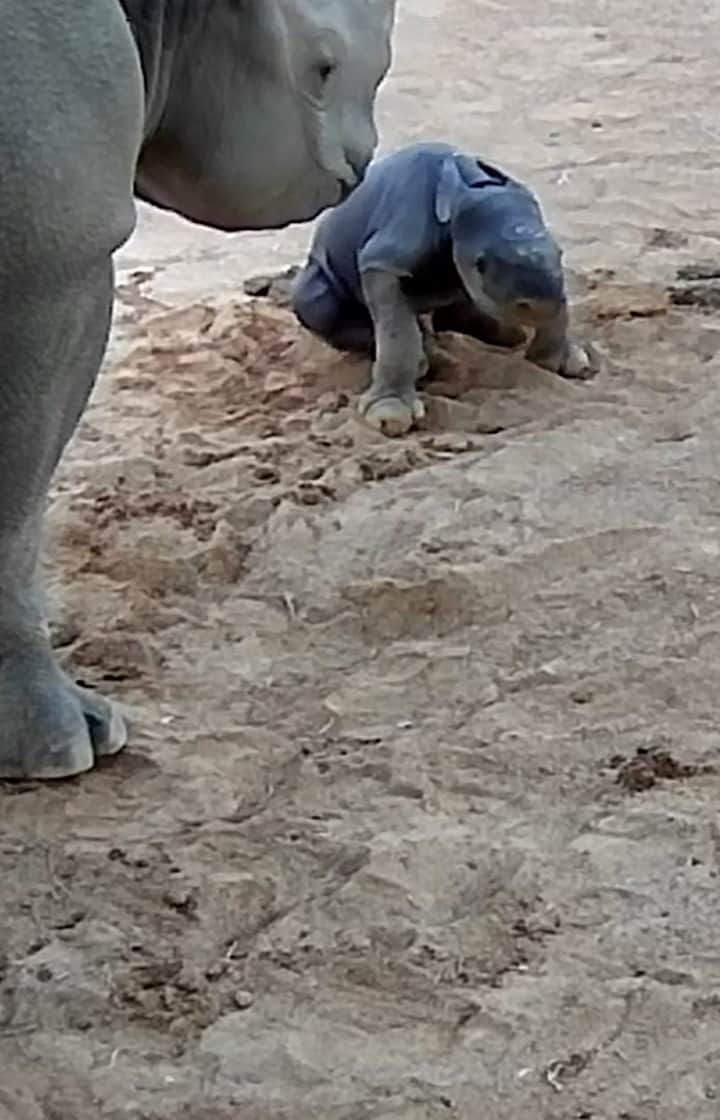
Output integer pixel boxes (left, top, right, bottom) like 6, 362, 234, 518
3, 1, 720, 1118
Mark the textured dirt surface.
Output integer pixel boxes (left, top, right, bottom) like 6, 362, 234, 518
4, 1, 720, 1117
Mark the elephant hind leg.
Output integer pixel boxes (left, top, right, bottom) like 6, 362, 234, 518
292, 261, 375, 355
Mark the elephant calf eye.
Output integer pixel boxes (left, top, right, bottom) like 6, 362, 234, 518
476, 258, 486, 274
316, 62, 336, 83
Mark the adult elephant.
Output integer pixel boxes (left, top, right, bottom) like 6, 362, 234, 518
0, 0, 396, 779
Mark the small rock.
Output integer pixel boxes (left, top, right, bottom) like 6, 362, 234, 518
430, 432, 474, 454
162, 888, 198, 916
242, 274, 272, 297
233, 989, 254, 1010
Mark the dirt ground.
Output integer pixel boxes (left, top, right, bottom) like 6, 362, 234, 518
4, 1, 720, 1117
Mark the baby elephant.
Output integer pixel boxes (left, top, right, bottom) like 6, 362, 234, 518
291, 141, 596, 436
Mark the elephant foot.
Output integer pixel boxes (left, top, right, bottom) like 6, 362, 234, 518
556, 339, 602, 381
358, 389, 426, 437
0, 651, 126, 780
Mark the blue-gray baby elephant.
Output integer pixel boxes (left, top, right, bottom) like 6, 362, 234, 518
292, 142, 597, 436
0, 0, 396, 779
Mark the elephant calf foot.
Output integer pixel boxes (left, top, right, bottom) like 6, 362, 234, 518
529, 336, 601, 382
357, 352, 429, 438
0, 649, 126, 779
555, 339, 602, 381
359, 388, 426, 437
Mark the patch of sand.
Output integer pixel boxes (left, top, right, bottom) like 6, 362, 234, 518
4, 1, 720, 1117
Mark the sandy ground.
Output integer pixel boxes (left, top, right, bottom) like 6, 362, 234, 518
3, 1, 720, 1116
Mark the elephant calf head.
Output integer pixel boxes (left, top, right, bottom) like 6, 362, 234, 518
131, 0, 396, 230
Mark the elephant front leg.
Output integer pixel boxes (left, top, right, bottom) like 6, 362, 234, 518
358, 268, 427, 437
0, 262, 127, 779
524, 300, 599, 381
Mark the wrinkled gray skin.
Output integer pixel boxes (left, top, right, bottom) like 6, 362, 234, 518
0, 0, 395, 779
292, 143, 597, 436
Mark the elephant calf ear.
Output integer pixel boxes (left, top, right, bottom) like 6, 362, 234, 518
435, 153, 506, 224
434, 156, 464, 224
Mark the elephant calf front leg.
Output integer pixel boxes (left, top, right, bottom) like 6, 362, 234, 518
358, 268, 428, 437
430, 299, 527, 349
524, 300, 599, 381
